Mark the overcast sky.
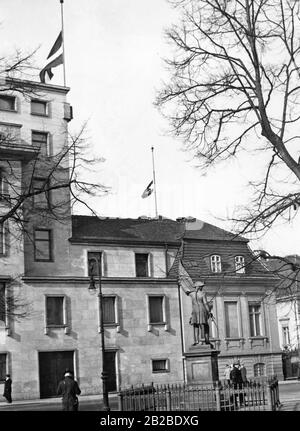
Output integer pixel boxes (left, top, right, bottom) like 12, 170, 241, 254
1, 0, 300, 257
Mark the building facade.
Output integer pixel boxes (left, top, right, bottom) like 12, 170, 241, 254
0, 79, 283, 401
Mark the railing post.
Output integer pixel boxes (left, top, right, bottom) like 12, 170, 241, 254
266, 381, 273, 411
215, 381, 221, 411
118, 390, 124, 411
166, 384, 172, 410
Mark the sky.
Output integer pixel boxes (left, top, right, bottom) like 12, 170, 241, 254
1, 0, 300, 257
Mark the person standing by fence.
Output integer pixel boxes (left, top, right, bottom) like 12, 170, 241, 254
240, 363, 248, 385
230, 361, 244, 407
223, 364, 231, 386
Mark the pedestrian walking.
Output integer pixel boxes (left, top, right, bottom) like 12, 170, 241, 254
57, 369, 81, 411
3, 374, 12, 403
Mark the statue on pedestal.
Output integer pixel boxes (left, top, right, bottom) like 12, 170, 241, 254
186, 281, 213, 348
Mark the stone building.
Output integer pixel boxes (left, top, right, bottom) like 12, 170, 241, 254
0, 78, 283, 401
267, 255, 300, 379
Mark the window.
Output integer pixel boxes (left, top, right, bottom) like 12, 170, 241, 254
0, 95, 15, 111
235, 255, 245, 274
32, 131, 49, 155
282, 325, 290, 347
211, 255, 222, 273
0, 223, 5, 255
103, 296, 116, 325
32, 178, 50, 208
152, 359, 169, 373
0, 283, 5, 323
88, 251, 102, 277
224, 301, 239, 338
31, 99, 48, 116
135, 253, 149, 277
148, 296, 164, 324
0, 353, 7, 381
46, 296, 64, 326
249, 304, 262, 336
254, 363, 265, 377
34, 229, 52, 261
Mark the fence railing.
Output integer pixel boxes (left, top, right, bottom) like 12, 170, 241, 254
118, 377, 281, 411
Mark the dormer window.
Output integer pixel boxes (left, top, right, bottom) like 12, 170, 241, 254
210, 255, 221, 273
235, 255, 245, 274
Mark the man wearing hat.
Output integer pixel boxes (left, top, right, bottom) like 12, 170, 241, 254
57, 369, 81, 411
230, 361, 244, 406
187, 281, 213, 347
3, 374, 12, 403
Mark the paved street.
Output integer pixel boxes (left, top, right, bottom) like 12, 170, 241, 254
1, 381, 300, 411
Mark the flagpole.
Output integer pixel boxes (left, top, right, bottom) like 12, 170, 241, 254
60, 0, 66, 86
151, 146, 158, 218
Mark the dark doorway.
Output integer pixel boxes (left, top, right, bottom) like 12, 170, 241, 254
104, 351, 117, 392
39, 351, 74, 398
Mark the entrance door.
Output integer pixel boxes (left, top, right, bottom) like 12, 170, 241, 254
39, 351, 74, 398
104, 351, 117, 392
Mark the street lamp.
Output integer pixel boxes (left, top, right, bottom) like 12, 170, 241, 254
88, 257, 110, 411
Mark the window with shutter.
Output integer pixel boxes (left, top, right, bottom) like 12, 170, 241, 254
46, 297, 64, 326
152, 359, 168, 373
103, 296, 116, 324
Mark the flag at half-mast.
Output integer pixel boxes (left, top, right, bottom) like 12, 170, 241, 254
39, 31, 63, 83
141, 180, 153, 199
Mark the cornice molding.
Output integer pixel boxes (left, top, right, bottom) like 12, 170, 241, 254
22, 276, 178, 285
69, 238, 180, 247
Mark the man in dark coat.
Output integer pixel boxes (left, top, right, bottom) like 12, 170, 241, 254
57, 369, 81, 411
230, 361, 243, 388
230, 361, 244, 407
3, 374, 12, 403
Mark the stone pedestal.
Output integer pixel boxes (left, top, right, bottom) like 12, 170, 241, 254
184, 345, 220, 385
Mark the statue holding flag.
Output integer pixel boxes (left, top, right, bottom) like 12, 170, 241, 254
187, 281, 213, 347
178, 261, 214, 348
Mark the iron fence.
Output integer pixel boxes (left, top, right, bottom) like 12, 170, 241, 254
118, 377, 280, 411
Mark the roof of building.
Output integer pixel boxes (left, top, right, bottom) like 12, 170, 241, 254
71, 215, 272, 279
71, 215, 184, 244
71, 215, 248, 244
265, 255, 300, 298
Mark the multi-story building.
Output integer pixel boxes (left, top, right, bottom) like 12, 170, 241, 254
0, 78, 283, 401
0, 78, 73, 399
267, 255, 300, 379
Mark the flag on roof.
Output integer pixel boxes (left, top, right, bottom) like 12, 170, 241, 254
178, 260, 194, 294
39, 32, 63, 83
141, 180, 153, 199
47, 31, 62, 59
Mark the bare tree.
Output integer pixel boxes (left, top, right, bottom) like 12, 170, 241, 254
156, 0, 300, 236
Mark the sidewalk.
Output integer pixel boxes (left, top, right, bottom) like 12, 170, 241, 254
1, 382, 300, 411
0, 393, 118, 409
278, 380, 300, 411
